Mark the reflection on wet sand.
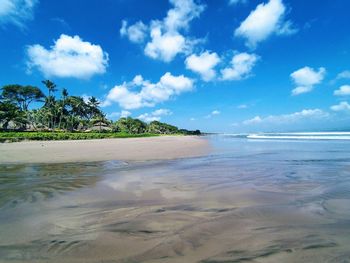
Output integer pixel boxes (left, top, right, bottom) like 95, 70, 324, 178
1, 138, 350, 262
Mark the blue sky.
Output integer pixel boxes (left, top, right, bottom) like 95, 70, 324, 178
1, 0, 350, 132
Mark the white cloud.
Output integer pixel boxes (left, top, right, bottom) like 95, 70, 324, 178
107, 110, 132, 120
330, 102, 350, 112
234, 0, 296, 48
138, 108, 172, 122
120, 20, 148, 43
27, 34, 109, 79
144, 26, 187, 62
243, 109, 329, 125
221, 52, 259, 80
291, 67, 325, 86
334, 85, 350, 96
120, 110, 132, 118
185, 51, 220, 81
0, 0, 38, 28
336, 70, 350, 80
152, 108, 172, 116
229, 0, 247, 5
290, 66, 326, 95
132, 75, 144, 86
102, 72, 194, 110
205, 110, 221, 118
243, 116, 262, 125
123, 0, 205, 62
185, 50, 259, 82
291, 86, 313, 96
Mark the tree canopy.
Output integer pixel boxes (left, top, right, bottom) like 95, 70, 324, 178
1, 84, 45, 111
0, 80, 201, 135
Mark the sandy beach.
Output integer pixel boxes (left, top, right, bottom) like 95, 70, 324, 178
0, 136, 209, 164
1, 136, 350, 262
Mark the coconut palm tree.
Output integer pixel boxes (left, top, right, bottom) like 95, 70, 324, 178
58, 88, 68, 130
41, 80, 58, 129
87, 96, 101, 119
41, 80, 57, 98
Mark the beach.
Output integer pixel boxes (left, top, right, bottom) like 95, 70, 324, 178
1, 135, 350, 262
0, 135, 209, 164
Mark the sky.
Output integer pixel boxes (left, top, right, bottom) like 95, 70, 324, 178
1, 0, 350, 133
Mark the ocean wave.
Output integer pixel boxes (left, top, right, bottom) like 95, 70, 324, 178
246, 132, 350, 140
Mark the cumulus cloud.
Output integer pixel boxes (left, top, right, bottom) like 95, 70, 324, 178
121, 0, 205, 62
291, 67, 325, 86
120, 20, 148, 43
221, 52, 259, 80
185, 51, 259, 82
290, 66, 326, 95
243, 109, 329, 125
0, 0, 38, 28
330, 101, 350, 112
102, 72, 194, 110
27, 34, 109, 79
145, 26, 187, 62
138, 108, 172, 122
234, 0, 296, 48
334, 85, 350, 96
185, 51, 220, 81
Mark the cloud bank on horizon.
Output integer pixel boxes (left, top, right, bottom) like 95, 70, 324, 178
1, 0, 350, 131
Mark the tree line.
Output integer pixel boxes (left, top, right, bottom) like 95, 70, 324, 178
0, 80, 200, 135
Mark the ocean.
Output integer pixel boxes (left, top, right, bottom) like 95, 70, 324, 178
1, 134, 350, 262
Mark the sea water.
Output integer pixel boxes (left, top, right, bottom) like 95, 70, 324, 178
1, 134, 350, 262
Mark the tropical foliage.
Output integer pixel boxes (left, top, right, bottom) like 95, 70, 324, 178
0, 80, 200, 139
0, 131, 159, 143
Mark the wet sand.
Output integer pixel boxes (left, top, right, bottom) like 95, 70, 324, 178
1, 137, 350, 262
0, 136, 209, 164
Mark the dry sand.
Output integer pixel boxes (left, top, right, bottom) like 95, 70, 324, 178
0, 136, 209, 164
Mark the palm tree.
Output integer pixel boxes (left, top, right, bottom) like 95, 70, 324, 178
43, 95, 56, 128
58, 88, 68, 130
87, 96, 101, 117
41, 80, 57, 97
65, 96, 88, 130
41, 80, 57, 129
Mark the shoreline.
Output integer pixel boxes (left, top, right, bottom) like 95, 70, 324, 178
0, 136, 210, 164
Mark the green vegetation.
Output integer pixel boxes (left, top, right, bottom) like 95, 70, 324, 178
0, 132, 159, 143
0, 80, 201, 141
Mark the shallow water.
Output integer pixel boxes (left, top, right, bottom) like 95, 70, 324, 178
1, 136, 350, 262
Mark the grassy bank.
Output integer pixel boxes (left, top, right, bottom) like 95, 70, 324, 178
0, 131, 162, 143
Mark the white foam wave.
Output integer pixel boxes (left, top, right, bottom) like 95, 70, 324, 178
247, 132, 350, 140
